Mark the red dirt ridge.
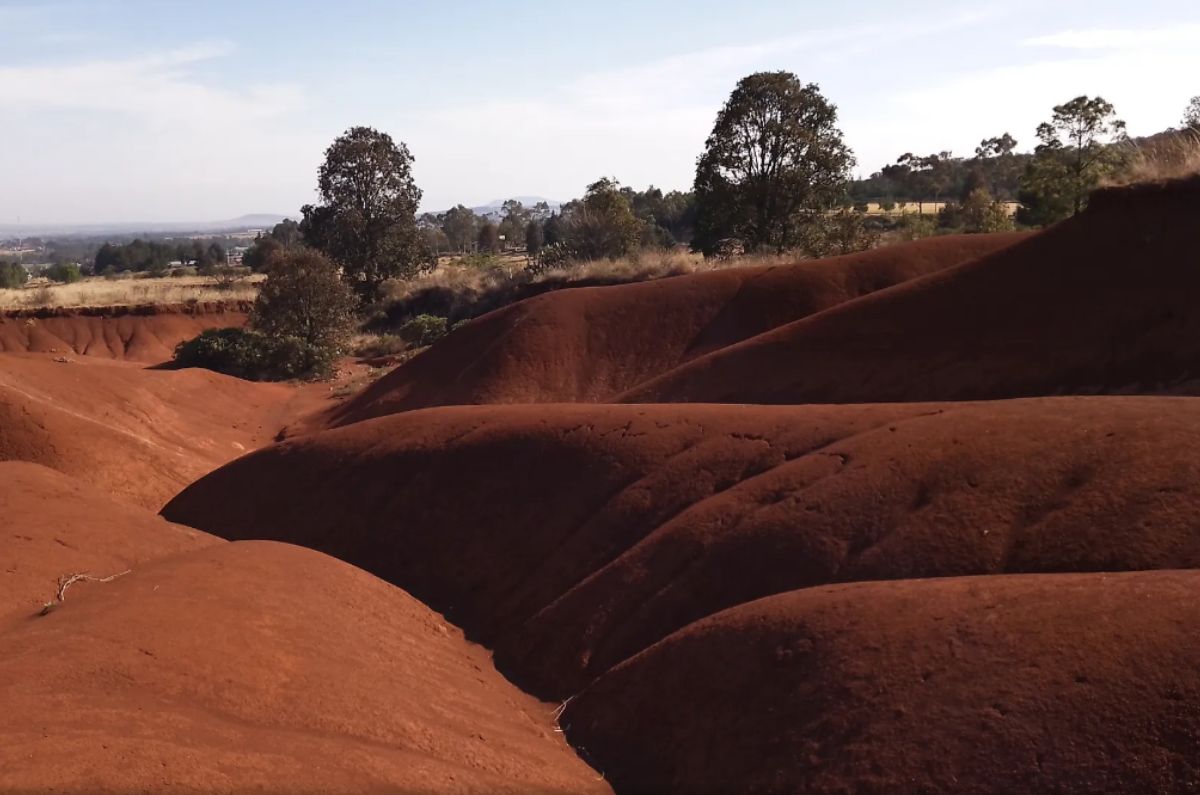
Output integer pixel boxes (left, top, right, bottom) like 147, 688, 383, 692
562, 571, 1200, 794
0, 301, 248, 364
621, 175, 1200, 403
0, 354, 320, 508
163, 397, 1200, 701
311, 233, 1024, 428
0, 468, 608, 794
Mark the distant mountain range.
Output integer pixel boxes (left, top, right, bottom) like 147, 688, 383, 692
0, 214, 291, 239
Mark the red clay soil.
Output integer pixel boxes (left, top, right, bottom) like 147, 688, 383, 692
622, 176, 1200, 404
0, 301, 248, 364
0, 461, 216, 616
163, 397, 1200, 700
562, 571, 1200, 794
312, 233, 1023, 429
0, 535, 609, 793
0, 353, 321, 508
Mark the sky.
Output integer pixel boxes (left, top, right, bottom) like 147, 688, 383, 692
0, 0, 1198, 224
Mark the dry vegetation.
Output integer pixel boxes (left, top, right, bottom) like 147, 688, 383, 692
1107, 129, 1200, 187
378, 248, 794, 323
0, 273, 262, 311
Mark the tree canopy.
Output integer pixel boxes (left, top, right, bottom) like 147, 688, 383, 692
1018, 96, 1127, 225
693, 71, 853, 255
1184, 96, 1200, 129
300, 126, 426, 301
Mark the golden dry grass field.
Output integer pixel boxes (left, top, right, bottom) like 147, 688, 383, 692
0, 274, 263, 310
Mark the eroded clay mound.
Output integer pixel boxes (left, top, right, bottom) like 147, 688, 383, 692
562, 571, 1200, 794
623, 175, 1200, 404
0, 354, 317, 508
164, 397, 1200, 698
316, 233, 1022, 428
0, 302, 248, 363
0, 540, 609, 794
0, 462, 215, 616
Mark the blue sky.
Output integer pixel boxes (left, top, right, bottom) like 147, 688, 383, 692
1, 0, 1198, 223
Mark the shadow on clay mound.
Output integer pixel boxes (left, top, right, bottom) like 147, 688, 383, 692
164, 396, 1200, 700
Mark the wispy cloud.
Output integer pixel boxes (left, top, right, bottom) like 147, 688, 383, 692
1025, 23, 1200, 49
0, 42, 304, 125
400, 8, 1007, 206
0, 40, 318, 222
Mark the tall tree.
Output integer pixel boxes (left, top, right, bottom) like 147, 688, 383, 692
973, 134, 1022, 199
1019, 96, 1127, 224
524, 220, 545, 255
300, 126, 425, 302
1185, 96, 1200, 129
498, 200, 530, 249
560, 178, 643, 260
270, 218, 303, 247
441, 205, 479, 252
477, 221, 500, 253
693, 71, 853, 255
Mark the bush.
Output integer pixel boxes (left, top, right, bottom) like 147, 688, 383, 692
897, 213, 938, 240
174, 328, 331, 381
252, 249, 356, 353
351, 333, 407, 358
397, 314, 448, 347
797, 210, 880, 258
44, 263, 83, 284
0, 261, 29, 289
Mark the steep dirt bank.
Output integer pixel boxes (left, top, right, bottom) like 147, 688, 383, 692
311, 233, 1024, 428
622, 176, 1200, 404
0, 300, 248, 363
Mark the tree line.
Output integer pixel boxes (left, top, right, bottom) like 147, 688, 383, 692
175, 84, 1199, 381
93, 238, 229, 275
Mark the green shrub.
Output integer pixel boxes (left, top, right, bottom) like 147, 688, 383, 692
352, 333, 407, 358
397, 314, 448, 347
45, 263, 83, 284
174, 328, 333, 381
451, 253, 505, 271
0, 261, 29, 289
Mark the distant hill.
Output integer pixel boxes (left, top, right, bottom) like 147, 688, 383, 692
0, 214, 292, 239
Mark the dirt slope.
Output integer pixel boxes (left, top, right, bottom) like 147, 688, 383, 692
562, 571, 1200, 794
163, 397, 1200, 699
0, 536, 609, 794
316, 233, 1023, 428
0, 462, 216, 616
0, 354, 319, 508
622, 176, 1200, 404
0, 301, 248, 364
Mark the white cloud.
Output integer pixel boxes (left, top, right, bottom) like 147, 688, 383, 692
400, 9, 1008, 208
0, 42, 303, 125
866, 32, 1200, 177
1025, 23, 1200, 49
0, 42, 319, 222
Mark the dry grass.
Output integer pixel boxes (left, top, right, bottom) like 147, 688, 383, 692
1108, 130, 1200, 187
0, 273, 263, 310
374, 248, 805, 333
382, 249, 768, 307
